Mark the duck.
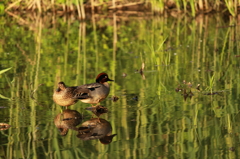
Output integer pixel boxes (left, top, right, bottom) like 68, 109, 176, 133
77, 118, 117, 144
53, 82, 90, 107
54, 109, 83, 136
73, 73, 113, 106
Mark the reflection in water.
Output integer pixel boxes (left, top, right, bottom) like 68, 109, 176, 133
85, 105, 108, 118
54, 109, 82, 136
77, 118, 116, 145
110, 96, 119, 102
54, 106, 116, 145
3, 13, 240, 158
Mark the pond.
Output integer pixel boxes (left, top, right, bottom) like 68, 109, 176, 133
1, 13, 240, 159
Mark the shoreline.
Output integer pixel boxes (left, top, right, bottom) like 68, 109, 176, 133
3, 0, 240, 19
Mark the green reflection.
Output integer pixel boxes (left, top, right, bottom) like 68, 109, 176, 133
0, 13, 240, 159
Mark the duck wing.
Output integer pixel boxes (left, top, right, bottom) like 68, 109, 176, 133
72, 83, 101, 99
78, 83, 101, 90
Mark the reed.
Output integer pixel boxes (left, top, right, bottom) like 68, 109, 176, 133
3, 0, 240, 18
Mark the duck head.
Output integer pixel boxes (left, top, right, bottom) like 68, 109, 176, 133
96, 73, 114, 84
56, 81, 66, 92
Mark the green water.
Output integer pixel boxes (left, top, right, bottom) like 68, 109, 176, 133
1, 13, 240, 159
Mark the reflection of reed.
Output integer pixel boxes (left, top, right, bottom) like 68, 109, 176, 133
112, 12, 117, 93
2, 13, 240, 159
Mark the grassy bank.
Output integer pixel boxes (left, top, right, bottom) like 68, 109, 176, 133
2, 0, 240, 18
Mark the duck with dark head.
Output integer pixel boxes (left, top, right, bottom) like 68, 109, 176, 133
73, 73, 114, 106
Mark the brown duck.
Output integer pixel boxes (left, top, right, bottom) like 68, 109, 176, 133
53, 82, 89, 107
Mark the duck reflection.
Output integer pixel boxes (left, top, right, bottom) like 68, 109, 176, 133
54, 109, 82, 136
85, 105, 108, 119
77, 118, 117, 144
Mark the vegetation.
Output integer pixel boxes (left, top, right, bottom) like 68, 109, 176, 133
2, 0, 240, 18
1, 11, 240, 158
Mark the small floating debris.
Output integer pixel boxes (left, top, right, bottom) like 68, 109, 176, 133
132, 96, 138, 101
122, 73, 127, 77
182, 89, 188, 101
85, 105, 108, 117
0, 123, 11, 131
140, 63, 144, 74
203, 91, 223, 96
196, 84, 200, 91
187, 82, 192, 88
136, 63, 146, 80
183, 80, 186, 84
206, 69, 213, 72
189, 90, 194, 99
111, 96, 119, 102
139, 63, 145, 80
176, 81, 198, 100
229, 147, 235, 151
175, 85, 182, 92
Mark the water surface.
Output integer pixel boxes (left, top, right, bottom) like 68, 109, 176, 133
1, 13, 240, 159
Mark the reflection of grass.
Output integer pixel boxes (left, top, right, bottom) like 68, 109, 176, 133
205, 73, 215, 93
0, 67, 12, 100
145, 37, 167, 66
1, 13, 240, 159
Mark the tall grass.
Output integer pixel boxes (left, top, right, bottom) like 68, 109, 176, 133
3, 0, 240, 17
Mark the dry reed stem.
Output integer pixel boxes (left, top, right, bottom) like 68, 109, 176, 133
108, 1, 145, 9
198, 0, 203, 10
76, 0, 81, 18
80, 0, 85, 19
5, 11, 29, 25
5, 0, 22, 11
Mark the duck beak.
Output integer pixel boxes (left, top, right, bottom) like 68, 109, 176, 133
56, 87, 61, 92
108, 78, 114, 81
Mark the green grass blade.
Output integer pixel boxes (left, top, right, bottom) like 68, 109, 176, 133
0, 67, 12, 75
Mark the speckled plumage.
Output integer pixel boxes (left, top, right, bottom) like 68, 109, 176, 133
73, 73, 113, 105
